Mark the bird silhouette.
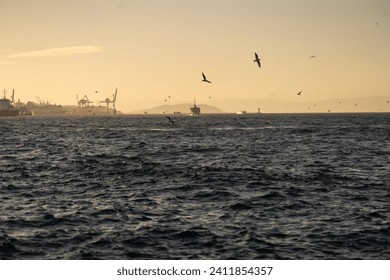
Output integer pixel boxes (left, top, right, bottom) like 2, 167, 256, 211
165, 116, 174, 125
309, 56, 316, 59
202, 72, 212, 83
297, 91, 302, 96
253, 52, 261, 68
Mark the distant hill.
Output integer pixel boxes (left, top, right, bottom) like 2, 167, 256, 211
130, 103, 224, 114
211, 95, 390, 113
128, 95, 390, 114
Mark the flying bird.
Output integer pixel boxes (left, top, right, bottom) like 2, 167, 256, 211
202, 72, 212, 83
387, 100, 389, 103
253, 52, 261, 68
165, 116, 174, 125
309, 56, 316, 59
297, 91, 302, 96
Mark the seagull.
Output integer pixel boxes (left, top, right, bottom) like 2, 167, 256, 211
309, 56, 316, 59
165, 116, 174, 125
202, 72, 211, 83
297, 91, 302, 96
387, 100, 389, 103
253, 52, 261, 68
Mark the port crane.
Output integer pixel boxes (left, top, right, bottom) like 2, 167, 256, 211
77, 94, 94, 109
99, 87, 117, 114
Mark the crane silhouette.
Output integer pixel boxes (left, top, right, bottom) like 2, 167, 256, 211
99, 87, 118, 114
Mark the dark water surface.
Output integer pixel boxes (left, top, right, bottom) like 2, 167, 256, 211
1, 113, 389, 259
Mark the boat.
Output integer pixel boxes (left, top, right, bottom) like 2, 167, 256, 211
13, 99, 33, 115
190, 99, 201, 116
25, 101, 67, 116
236, 110, 247, 114
0, 90, 19, 116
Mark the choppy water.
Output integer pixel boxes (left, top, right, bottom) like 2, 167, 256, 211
1, 113, 390, 259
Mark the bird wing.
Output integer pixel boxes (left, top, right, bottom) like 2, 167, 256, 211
202, 72, 206, 80
255, 52, 259, 59
257, 60, 261, 68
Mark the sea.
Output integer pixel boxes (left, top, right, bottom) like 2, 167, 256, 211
1, 113, 389, 260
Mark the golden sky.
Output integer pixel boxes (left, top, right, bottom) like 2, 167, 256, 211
1, 0, 389, 112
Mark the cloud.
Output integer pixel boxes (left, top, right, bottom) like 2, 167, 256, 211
5, 46, 103, 58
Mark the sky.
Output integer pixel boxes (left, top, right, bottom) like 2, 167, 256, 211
1, 0, 389, 112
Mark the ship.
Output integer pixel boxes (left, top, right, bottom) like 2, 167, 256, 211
190, 98, 201, 116
13, 99, 33, 116
25, 101, 67, 116
0, 90, 19, 117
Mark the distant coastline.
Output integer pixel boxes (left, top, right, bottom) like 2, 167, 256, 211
128, 95, 390, 115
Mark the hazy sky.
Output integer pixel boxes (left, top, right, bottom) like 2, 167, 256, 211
1, 0, 389, 112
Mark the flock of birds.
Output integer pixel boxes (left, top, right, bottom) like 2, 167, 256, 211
163, 50, 389, 124
164, 52, 264, 124
200, 52, 306, 96
201, 52, 262, 84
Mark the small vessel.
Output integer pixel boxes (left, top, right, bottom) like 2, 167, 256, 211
0, 90, 19, 117
236, 110, 247, 114
14, 99, 33, 116
190, 98, 201, 116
